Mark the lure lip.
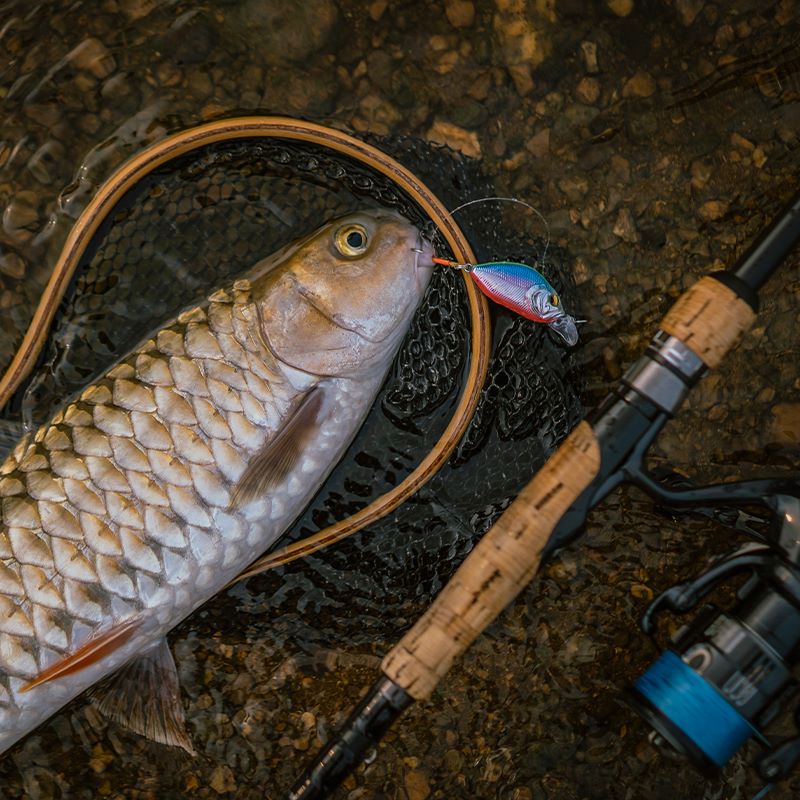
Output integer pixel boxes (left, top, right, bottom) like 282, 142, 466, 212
548, 314, 579, 347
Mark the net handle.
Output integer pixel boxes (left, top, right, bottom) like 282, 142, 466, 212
0, 116, 492, 576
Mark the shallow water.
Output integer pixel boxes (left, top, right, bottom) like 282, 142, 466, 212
0, 1, 799, 798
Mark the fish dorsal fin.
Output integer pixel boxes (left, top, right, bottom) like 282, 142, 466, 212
230, 385, 325, 508
21, 617, 142, 692
90, 638, 195, 755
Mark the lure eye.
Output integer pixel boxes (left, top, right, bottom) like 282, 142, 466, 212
550, 293, 560, 307
334, 224, 369, 257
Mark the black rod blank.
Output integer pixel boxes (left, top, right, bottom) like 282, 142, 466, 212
288, 676, 412, 800
733, 187, 800, 293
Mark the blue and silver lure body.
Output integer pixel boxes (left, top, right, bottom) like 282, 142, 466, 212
434, 258, 579, 346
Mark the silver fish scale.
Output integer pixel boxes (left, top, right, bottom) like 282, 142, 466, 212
0, 278, 382, 744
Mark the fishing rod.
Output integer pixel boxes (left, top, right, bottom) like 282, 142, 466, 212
287, 187, 800, 799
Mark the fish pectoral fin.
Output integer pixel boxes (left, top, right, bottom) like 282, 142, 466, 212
230, 384, 326, 508
90, 638, 195, 755
21, 617, 142, 692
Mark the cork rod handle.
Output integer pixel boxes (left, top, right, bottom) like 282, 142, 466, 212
382, 420, 600, 698
381, 274, 757, 700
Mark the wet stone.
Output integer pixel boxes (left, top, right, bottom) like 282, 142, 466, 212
445, 0, 476, 28
0, 253, 25, 280
209, 764, 236, 794
69, 38, 116, 79
525, 127, 550, 157
119, 0, 158, 20
676, 0, 705, 26
575, 76, 600, 104
158, 12, 217, 65
622, 70, 656, 98
3, 192, 40, 236
450, 97, 489, 128
285, 69, 339, 117
690, 158, 712, 190
612, 207, 638, 242
698, 199, 729, 221
558, 175, 589, 202
24, 102, 61, 128
581, 40, 599, 73
606, 0, 634, 16
771, 404, 800, 446
404, 768, 431, 800
365, 50, 394, 90
369, 0, 388, 21
426, 119, 481, 158
26, 141, 65, 185
226, 0, 340, 65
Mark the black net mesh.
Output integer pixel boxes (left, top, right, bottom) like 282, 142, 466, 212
0, 132, 583, 643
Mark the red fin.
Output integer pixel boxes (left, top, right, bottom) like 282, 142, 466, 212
21, 617, 141, 692
90, 638, 195, 754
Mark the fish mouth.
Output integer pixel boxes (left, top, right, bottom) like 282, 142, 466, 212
412, 239, 435, 293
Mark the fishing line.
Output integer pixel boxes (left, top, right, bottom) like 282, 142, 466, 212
751, 783, 775, 800
447, 195, 552, 267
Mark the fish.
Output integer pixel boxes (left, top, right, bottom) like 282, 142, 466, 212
433, 258, 579, 346
0, 209, 433, 754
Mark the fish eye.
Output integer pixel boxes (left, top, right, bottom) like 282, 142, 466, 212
334, 224, 369, 257
550, 293, 560, 307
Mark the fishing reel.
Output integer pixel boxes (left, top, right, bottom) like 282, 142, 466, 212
629, 487, 800, 790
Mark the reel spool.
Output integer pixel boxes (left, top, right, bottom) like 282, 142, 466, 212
630, 493, 800, 785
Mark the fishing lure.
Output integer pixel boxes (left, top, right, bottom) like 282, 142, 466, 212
433, 257, 580, 346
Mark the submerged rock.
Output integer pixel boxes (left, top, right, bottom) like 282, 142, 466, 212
224, 0, 340, 65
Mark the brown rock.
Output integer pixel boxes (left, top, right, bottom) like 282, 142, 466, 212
776, 0, 794, 26
368, 0, 388, 20
426, 120, 481, 158
714, 23, 735, 48
606, 0, 634, 16
120, 0, 157, 20
698, 199, 729, 221
690, 159, 711, 190
612, 207, 639, 242
69, 38, 116, 79
575, 76, 600, 104
445, 0, 475, 28
27, 141, 65, 184
525, 127, 550, 157
622, 70, 656, 98
24, 103, 61, 128
508, 63, 534, 96
771, 404, 800, 445
609, 154, 630, 183
581, 40, 599, 73
0, 253, 25, 280
405, 769, 431, 800
3, 192, 39, 235
730, 132, 754, 151
676, 0, 705, 26
558, 175, 589, 202
209, 765, 236, 794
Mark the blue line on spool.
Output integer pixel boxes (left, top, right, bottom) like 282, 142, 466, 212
634, 650, 757, 767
